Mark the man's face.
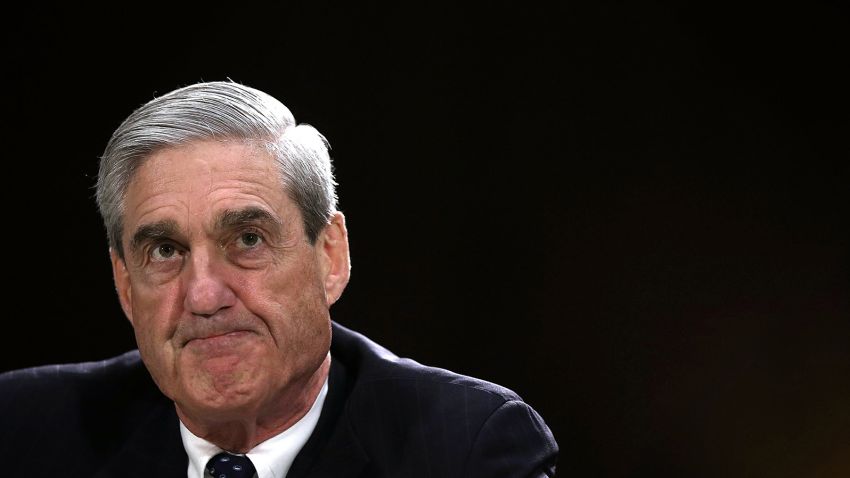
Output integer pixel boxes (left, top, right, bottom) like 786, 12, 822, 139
110, 140, 349, 422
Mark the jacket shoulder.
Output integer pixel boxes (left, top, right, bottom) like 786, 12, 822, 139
0, 350, 154, 409
1, 350, 145, 386
329, 322, 558, 476
0, 351, 170, 466
332, 321, 520, 401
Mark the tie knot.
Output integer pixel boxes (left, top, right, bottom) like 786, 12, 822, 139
206, 452, 256, 478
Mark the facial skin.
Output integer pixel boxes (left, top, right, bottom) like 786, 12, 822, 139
110, 140, 350, 452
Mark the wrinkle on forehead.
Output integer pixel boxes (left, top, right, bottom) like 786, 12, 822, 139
122, 140, 291, 245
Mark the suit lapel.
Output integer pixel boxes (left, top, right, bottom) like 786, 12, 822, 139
297, 429, 371, 478
94, 396, 187, 478
286, 356, 371, 478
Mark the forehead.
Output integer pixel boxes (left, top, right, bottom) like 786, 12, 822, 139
134, 137, 277, 176
123, 140, 295, 232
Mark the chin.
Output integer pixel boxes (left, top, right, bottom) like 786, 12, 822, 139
181, 383, 267, 421
177, 363, 269, 412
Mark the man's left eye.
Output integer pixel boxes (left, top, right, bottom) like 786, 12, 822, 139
236, 232, 263, 249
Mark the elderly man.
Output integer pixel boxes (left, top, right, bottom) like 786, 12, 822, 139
0, 82, 558, 477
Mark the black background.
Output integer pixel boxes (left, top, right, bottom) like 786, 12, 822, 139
4, 2, 848, 476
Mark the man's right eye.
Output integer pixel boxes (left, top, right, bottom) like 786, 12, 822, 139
150, 243, 178, 261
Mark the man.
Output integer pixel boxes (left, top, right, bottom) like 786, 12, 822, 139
0, 81, 558, 477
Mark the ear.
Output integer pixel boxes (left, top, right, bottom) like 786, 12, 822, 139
317, 211, 351, 306
110, 248, 135, 325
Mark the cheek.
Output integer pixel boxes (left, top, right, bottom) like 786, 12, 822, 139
129, 284, 187, 396
245, 266, 330, 354
273, 281, 331, 355
130, 284, 185, 352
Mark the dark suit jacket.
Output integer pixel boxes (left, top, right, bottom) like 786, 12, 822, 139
1, 322, 558, 477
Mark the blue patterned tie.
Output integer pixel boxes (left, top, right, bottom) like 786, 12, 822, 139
206, 452, 257, 478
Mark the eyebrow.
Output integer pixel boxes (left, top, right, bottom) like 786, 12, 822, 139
127, 207, 282, 255
129, 220, 181, 254
215, 207, 283, 231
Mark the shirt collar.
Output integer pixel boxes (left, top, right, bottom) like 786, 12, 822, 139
180, 370, 330, 478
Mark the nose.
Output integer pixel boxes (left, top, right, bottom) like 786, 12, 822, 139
183, 248, 236, 317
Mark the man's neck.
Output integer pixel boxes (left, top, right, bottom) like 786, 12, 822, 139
175, 353, 331, 452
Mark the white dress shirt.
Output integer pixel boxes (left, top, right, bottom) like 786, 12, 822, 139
180, 375, 329, 478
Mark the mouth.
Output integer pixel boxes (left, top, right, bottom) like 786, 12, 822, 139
183, 330, 254, 350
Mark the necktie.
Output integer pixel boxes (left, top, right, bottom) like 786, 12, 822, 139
206, 452, 257, 478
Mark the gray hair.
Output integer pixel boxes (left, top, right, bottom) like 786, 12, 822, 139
96, 81, 337, 259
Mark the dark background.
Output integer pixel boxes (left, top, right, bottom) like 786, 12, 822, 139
4, 2, 848, 476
